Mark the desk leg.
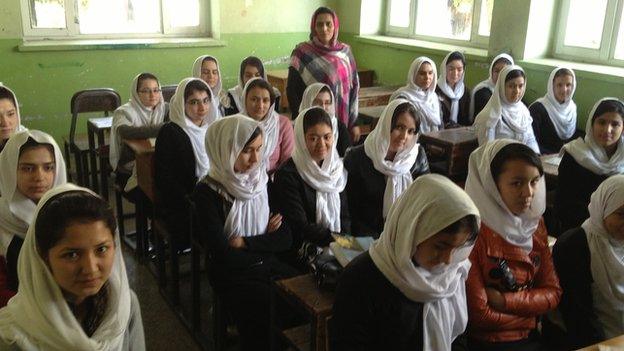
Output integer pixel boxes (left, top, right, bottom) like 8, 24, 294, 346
88, 129, 98, 193
311, 315, 326, 351
135, 196, 147, 260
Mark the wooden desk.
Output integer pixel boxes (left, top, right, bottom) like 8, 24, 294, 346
358, 105, 386, 132
273, 274, 335, 351
578, 334, 624, 350
358, 85, 400, 108
419, 127, 478, 178
87, 116, 112, 199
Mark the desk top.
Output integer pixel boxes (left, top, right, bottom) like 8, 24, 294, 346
88, 116, 113, 130
359, 85, 400, 98
419, 126, 477, 146
275, 274, 334, 317
578, 334, 624, 350
358, 105, 386, 119
124, 138, 155, 155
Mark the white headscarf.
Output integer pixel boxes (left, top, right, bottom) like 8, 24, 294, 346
474, 65, 537, 152
369, 174, 480, 351
582, 174, 624, 337
465, 139, 546, 252
390, 57, 442, 133
192, 55, 227, 114
300, 82, 339, 143
0, 85, 28, 150
364, 99, 421, 218
169, 77, 219, 179
109, 73, 166, 170
469, 53, 514, 119
240, 77, 280, 166
534, 67, 577, 140
205, 114, 270, 238
0, 184, 132, 351
227, 57, 281, 114
292, 107, 347, 232
0, 130, 67, 241
437, 51, 466, 124
562, 98, 624, 175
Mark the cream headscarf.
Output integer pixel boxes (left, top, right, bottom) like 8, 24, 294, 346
0, 130, 67, 243
300, 82, 339, 143
437, 51, 466, 124
534, 67, 577, 140
369, 174, 480, 351
469, 53, 514, 118
0, 184, 132, 350
169, 77, 219, 179
364, 99, 421, 218
582, 174, 624, 338
292, 107, 347, 232
240, 77, 280, 166
192, 55, 227, 114
204, 114, 270, 238
562, 98, 624, 175
465, 139, 546, 252
109, 73, 166, 170
390, 57, 442, 133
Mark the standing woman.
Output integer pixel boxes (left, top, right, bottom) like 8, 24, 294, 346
330, 174, 481, 350
0, 130, 66, 306
287, 7, 360, 139
225, 56, 281, 116
155, 78, 218, 250
529, 67, 582, 154
273, 107, 350, 253
192, 55, 228, 116
109, 73, 167, 194
436, 51, 471, 127
344, 99, 429, 238
0, 184, 145, 350
556, 98, 624, 232
191, 115, 297, 351
0, 85, 27, 154
241, 77, 294, 174
465, 139, 561, 351
474, 65, 540, 154
390, 57, 443, 133
470, 53, 514, 120
299, 82, 351, 156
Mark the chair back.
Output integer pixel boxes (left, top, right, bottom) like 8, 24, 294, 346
69, 88, 121, 144
161, 85, 177, 103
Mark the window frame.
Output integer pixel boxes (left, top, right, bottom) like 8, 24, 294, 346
19, 0, 212, 40
384, 0, 492, 49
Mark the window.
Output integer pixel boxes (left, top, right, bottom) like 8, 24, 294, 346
20, 0, 210, 39
386, 0, 494, 47
555, 0, 624, 65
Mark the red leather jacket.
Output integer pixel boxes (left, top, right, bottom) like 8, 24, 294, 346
466, 219, 561, 343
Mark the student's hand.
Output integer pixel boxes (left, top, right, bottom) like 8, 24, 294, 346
267, 213, 283, 233
485, 287, 505, 311
229, 236, 246, 249
350, 125, 362, 144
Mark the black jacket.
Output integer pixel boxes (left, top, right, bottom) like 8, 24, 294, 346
343, 144, 430, 238
529, 101, 583, 155
272, 158, 351, 248
436, 85, 472, 127
472, 86, 492, 121
286, 66, 306, 118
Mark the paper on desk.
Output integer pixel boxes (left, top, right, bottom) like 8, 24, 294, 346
544, 155, 562, 167
148, 138, 156, 147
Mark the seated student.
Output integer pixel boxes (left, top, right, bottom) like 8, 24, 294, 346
299, 82, 351, 156
552, 174, 624, 349
0, 85, 27, 154
225, 56, 281, 116
390, 57, 443, 133
330, 174, 481, 350
192, 55, 228, 116
240, 77, 294, 174
191, 115, 297, 351
474, 65, 540, 154
110, 73, 167, 194
436, 51, 471, 127
273, 107, 350, 256
155, 78, 218, 250
556, 98, 624, 232
0, 130, 66, 307
530, 67, 582, 155
344, 99, 429, 238
470, 53, 514, 120
464, 139, 562, 351
0, 184, 145, 350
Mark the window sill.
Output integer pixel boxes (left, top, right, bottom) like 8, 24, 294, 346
354, 35, 489, 61
520, 57, 624, 85
17, 37, 226, 52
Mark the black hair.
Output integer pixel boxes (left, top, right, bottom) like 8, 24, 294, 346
553, 68, 574, 80
591, 99, 624, 124
440, 214, 480, 242
504, 69, 525, 83
136, 73, 159, 92
244, 127, 263, 148
244, 78, 276, 106
391, 102, 420, 132
202, 56, 217, 65
240, 57, 265, 82
446, 51, 465, 67
18, 137, 54, 160
0, 87, 16, 107
184, 80, 212, 101
310, 7, 336, 39
492, 57, 512, 68
490, 143, 544, 183
318, 86, 333, 102
303, 107, 333, 133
